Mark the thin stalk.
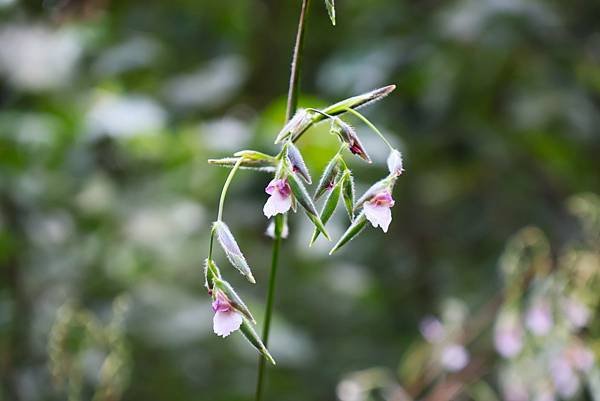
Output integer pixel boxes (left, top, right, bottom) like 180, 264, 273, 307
345, 107, 394, 150
256, 1, 310, 400
217, 157, 244, 221
255, 214, 283, 401
286, 0, 311, 121
209, 158, 244, 261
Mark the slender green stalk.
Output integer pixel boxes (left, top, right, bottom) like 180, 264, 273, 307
209, 157, 244, 261
345, 107, 394, 150
217, 158, 244, 221
256, 1, 310, 400
285, 0, 311, 122
255, 214, 283, 401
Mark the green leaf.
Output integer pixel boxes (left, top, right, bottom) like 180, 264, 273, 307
314, 156, 341, 200
212, 278, 256, 324
325, 0, 335, 26
239, 318, 276, 365
341, 171, 355, 221
213, 221, 256, 283
329, 212, 368, 254
208, 157, 276, 173
288, 173, 331, 240
309, 181, 341, 245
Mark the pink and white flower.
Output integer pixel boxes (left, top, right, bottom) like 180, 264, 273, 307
363, 191, 395, 232
525, 300, 553, 336
419, 316, 445, 343
212, 292, 243, 337
440, 344, 470, 372
263, 178, 292, 218
494, 312, 523, 358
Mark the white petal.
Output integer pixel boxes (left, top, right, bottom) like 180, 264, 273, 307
263, 192, 292, 218
213, 310, 243, 337
363, 202, 392, 232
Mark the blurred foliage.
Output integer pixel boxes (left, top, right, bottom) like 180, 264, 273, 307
0, 0, 599, 400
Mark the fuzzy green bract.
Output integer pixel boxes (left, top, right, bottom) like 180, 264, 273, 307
240, 319, 276, 365
213, 221, 255, 283
330, 212, 369, 254
310, 179, 342, 245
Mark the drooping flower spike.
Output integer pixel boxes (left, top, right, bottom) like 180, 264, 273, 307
206, 84, 400, 363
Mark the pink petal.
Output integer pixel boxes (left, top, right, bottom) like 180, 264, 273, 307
213, 310, 243, 337
263, 191, 292, 218
363, 202, 392, 232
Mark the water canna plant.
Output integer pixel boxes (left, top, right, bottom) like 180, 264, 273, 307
202, 1, 407, 399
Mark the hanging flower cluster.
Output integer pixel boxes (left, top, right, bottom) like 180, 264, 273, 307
205, 85, 403, 363
493, 222, 598, 401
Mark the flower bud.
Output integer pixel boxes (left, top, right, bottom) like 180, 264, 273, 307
213, 221, 255, 283
387, 149, 404, 176
331, 119, 371, 163
275, 108, 313, 144
286, 143, 312, 184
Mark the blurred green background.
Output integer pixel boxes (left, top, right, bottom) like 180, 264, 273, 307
1, 0, 599, 400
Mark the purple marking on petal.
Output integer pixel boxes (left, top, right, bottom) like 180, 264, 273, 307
212, 292, 232, 313
370, 191, 394, 207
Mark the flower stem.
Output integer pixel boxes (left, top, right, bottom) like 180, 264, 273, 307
209, 157, 244, 261
217, 158, 244, 222
256, 0, 310, 400
255, 213, 283, 401
345, 107, 394, 150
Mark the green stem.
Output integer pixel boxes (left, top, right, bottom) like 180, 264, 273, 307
285, 0, 311, 121
217, 158, 244, 221
256, 0, 310, 400
345, 107, 394, 150
255, 214, 283, 401
209, 157, 244, 261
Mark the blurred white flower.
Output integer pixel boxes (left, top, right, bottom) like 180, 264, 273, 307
337, 378, 364, 401
500, 371, 529, 401
440, 344, 469, 372
0, 24, 81, 91
86, 92, 167, 138
566, 343, 595, 373
494, 311, 523, 358
525, 300, 553, 336
561, 297, 590, 329
550, 356, 580, 398
419, 316, 445, 343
